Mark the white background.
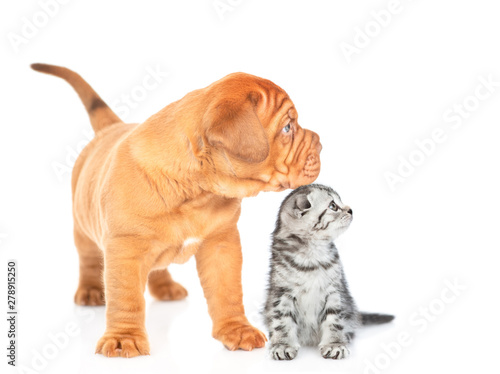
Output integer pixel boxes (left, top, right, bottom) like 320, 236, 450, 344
1, 1, 500, 373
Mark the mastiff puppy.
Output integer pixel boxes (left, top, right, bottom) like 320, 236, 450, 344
32, 63, 322, 357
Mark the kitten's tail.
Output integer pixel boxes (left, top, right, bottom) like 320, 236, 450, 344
361, 312, 395, 325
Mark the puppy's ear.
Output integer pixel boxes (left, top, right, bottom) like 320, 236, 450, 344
205, 95, 269, 163
294, 193, 312, 218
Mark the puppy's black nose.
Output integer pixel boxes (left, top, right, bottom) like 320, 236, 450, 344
347, 208, 353, 215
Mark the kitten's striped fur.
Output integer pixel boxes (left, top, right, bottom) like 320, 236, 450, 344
264, 184, 393, 360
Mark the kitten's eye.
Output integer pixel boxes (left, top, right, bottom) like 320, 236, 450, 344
329, 201, 338, 211
282, 123, 291, 133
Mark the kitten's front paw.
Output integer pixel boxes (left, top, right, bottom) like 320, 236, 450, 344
270, 344, 299, 360
320, 344, 349, 359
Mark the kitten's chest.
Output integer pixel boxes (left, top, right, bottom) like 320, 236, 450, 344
292, 270, 342, 346
295, 272, 338, 319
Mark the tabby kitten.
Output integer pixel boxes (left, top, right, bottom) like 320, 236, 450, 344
264, 184, 393, 360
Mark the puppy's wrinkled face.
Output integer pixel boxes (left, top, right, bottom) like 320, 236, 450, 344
261, 100, 322, 190
203, 73, 322, 194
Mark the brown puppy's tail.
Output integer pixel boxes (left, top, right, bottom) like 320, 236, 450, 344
31, 63, 121, 133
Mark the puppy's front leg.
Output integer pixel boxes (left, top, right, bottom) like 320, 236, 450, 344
195, 227, 267, 351
95, 238, 151, 358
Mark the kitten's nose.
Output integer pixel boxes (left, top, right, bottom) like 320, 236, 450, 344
347, 208, 353, 215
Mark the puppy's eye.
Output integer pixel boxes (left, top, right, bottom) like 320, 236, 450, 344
328, 201, 338, 211
282, 123, 291, 133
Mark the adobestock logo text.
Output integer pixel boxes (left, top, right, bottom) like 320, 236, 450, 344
384, 74, 499, 192
339, 0, 416, 63
7, 0, 72, 54
364, 278, 466, 374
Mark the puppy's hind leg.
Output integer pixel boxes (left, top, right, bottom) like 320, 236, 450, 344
148, 268, 188, 301
73, 227, 105, 306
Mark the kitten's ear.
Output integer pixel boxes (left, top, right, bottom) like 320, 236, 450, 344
294, 194, 311, 217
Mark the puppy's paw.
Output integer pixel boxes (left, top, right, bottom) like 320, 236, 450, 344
215, 323, 267, 351
320, 343, 350, 359
95, 331, 150, 358
149, 281, 188, 301
270, 344, 298, 360
74, 286, 105, 306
